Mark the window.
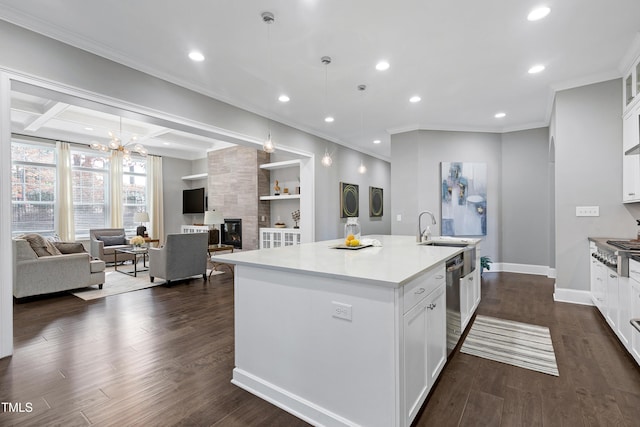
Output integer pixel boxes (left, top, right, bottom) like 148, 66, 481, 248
71, 148, 109, 237
11, 138, 149, 239
11, 142, 56, 236
123, 157, 147, 235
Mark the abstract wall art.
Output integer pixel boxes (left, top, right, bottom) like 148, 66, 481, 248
369, 187, 383, 217
440, 162, 487, 236
340, 182, 359, 218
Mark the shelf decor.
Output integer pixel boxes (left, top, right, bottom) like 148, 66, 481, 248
369, 187, 383, 217
440, 162, 487, 236
340, 182, 359, 218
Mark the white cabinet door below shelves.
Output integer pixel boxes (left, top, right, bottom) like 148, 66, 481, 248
606, 271, 619, 330
403, 283, 446, 426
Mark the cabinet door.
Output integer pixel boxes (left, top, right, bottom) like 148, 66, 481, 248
592, 260, 607, 313
426, 284, 447, 389
460, 274, 471, 331
623, 110, 640, 202
631, 282, 640, 364
403, 299, 429, 424
606, 271, 619, 330
618, 277, 631, 349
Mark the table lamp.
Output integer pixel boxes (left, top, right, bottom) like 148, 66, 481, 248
204, 209, 224, 247
134, 211, 150, 237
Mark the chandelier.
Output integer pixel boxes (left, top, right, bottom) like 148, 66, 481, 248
90, 117, 148, 160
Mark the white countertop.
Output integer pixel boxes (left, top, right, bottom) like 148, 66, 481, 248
212, 234, 479, 288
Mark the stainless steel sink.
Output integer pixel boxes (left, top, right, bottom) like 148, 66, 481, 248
419, 241, 468, 247
420, 241, 476, 276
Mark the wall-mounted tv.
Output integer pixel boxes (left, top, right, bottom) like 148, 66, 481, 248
183, 187, 206, 214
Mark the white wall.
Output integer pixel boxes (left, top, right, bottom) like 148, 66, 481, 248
553, 79, 640, 291
391, 130, 502, 262
501, 128, 550, 266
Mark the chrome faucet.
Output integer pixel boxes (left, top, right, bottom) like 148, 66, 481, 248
417, 210, 437, 242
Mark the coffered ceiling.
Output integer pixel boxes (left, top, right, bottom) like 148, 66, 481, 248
1, 0, 640, 160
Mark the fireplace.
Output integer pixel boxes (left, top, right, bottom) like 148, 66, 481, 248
223, 218, 242, 249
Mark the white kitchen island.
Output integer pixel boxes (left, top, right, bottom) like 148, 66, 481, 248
211, 235, 468, 427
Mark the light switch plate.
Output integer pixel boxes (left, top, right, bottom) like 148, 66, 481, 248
576, 206, 599, 217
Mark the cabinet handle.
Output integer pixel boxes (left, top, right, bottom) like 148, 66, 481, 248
629, 193, 636, 196
610, 274, 617, 279
435, 275, 444, 280
415, 288, 426, 295
427, 303, 436, 310
468, 276, 473, 281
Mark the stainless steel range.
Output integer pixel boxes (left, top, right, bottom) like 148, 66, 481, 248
590, 239, 640, 277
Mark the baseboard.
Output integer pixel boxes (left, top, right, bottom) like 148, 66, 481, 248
492, 262, 555, 278
232, 368, 355, 427
552, 285, 594, 306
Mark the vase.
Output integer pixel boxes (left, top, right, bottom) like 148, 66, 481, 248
344, 217, 361, 240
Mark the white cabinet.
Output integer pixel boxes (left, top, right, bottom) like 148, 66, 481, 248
606, 270, 619, 330
623, 108, 640, 203
402, 282, 446, 426
628, 260, 640, 364
259, 228, 301, 249
460, 244, 482, 332
618, 276, 632, 348
590, 254, 607, 312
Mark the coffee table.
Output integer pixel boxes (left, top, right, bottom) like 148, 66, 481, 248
114, 247, 148, 277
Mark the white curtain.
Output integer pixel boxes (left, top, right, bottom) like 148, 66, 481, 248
147, 155, 164, 243
56, 141, 75, 241
110, 150, 123, 228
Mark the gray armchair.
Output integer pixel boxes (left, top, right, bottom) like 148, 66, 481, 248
148, 233, 208, 285
90, 228, 135, 263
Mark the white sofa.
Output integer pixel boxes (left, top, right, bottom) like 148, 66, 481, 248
13, 237, 106, 299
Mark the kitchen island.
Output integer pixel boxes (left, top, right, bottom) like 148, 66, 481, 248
211, 235, 475, 427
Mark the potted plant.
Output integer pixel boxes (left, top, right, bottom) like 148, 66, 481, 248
480, 256, 492, 275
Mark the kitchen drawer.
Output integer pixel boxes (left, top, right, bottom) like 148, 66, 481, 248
403, 265, 446, 314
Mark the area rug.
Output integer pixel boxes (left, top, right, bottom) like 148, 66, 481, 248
460, 315, 559, 376
70, 269, 224, 301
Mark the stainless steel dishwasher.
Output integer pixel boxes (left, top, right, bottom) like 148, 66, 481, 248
446, 254, 464, 357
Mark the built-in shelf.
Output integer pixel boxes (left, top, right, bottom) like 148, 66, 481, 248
259, 159, 300, 170
260, 194, 301, 201
181, 173, 208, 180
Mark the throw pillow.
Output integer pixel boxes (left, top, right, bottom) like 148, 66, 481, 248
98, 234, 126, 246
19, 233, 63, 257
53, 242, 87, 254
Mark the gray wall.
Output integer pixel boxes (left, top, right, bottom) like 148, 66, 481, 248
553, 79, 640, 291
391, 130, 503, 262
501, 127, 550, 266
0, 20, 391, 243
161, 156, 195, 234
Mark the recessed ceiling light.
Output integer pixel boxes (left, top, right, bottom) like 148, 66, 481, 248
409, 96, 421, 103
375, 61, 390, 71
84, 127, 93, 131
278, 94, 290, 102
527, 6, 551, 21
494, 112, 506, 118
324, 116, 334, 123
373, 139, 381, 144
528, 64, 545, 74
163, 142, 171, 146
188, 51, 205, 62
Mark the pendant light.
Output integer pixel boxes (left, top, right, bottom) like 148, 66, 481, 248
262, 11, 276, 153
322, 56, 334, 124
358, 84, 367, 174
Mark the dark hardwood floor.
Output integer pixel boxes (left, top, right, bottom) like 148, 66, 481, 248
1, 271, 639, 426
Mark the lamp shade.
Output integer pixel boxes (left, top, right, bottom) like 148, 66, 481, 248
134, 212, 149, 223
204, 210, 224, 225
